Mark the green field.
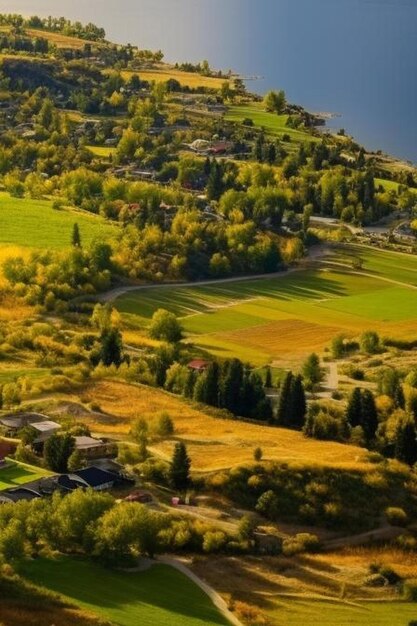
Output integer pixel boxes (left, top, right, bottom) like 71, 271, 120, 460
0, 193, 118, 249
86, 145, 117, 158
271, 598, 417, 626
116, 245, 417, 365
225, 103, 318, 143
0, 462, 50, 490
20, 558, 230, 626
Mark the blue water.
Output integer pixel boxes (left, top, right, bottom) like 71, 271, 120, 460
3, 0, 417, 161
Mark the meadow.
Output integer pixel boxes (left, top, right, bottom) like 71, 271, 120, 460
0, 461, 51, 490
225, 104, 318, 144
20, 558, 231, 626
116, 245, 417, 366
120, 67, 226, 90
0, 193, 118, 250
81, 380, 370, 471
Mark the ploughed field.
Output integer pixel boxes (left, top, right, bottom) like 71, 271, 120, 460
116, 245, 417, 367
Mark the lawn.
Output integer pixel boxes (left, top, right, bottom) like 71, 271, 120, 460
269, 598, 417, 626
20, 557, 231, 626
0, 193, 118, 249
82, 380, 370, 471
225, 104, 318, 143
86, 145, 117, 158
116, 256, 417, 365
120, 68, 226, 90
0, 462, 51, 490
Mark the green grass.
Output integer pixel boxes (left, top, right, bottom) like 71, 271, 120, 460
116, 245, 417, 364
0, 367, 49, 384
86, 145, 117, 158
270, 598, 417, 626
225, 103, 318, 143
20, 557, 231, 626
0, 193, 119, 249
0, 462, 50, 490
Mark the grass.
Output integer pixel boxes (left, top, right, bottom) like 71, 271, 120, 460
82, 380, 370, 471
225, 103, 318, 143
116, 249, 417, 366
0, 193, 118, 250
268, 598, 417, 626
20, 557, 231, 626
120, 67, 226, 90
0, 461, 51, 490
86, 145, 116, 158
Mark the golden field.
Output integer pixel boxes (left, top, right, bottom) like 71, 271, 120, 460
82, 380, 370, 471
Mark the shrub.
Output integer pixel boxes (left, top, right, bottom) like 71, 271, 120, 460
403, 580, 417, 601
203, 530, 227, 553
282, 533, 320, 556
385, 507, 408, 527
155, 412, 174, 437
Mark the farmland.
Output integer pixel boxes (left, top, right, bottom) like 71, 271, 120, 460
116, 244, 417, 367
20, 558, 231, 626
0, 193, 118, 250
225, 104, 318, 143
81, 380, 370, 471
0, 461, 51, 491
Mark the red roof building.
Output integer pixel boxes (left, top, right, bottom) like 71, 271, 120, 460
188, 359, 211, 372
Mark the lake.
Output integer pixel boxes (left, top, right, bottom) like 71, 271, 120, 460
3, 0, 417, 161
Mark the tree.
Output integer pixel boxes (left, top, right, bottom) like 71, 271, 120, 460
99, 327, 123, 367
263, 90, 286, 114
254, 447, 263, 462
72, 222, 81, 247
44, 433, 75, 472
360, 331, 380, 355
276, 371, 294, 426
264, 366, 272, 388
156, 412, 174, 437
346, 387, 363, 428
360, 389, 378, 444
290, 374, 307, 428
394, 419, 417, 466
219, 359, 244, 414
169, 442, 191, 491
149, 309, 183, 343
302, 353, 323, 390
68, 449, 86, 471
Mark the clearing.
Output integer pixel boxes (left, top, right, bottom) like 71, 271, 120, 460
20, 557, 231, 626
79, 380, 370, 471
0, 193, 118, 250
120, 67, 226, 90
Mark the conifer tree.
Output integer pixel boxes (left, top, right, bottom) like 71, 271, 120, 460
290, 374, 307, 429
346, 387, 363, 428
395, 419, 417, 466
360, 389, 378, 444
276, 371, 294, 426
169, 442, 191, 491
72, 222, 81, 247
265, 366, 272, 388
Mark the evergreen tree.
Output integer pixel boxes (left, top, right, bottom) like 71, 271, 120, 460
44, 433, 75, 472
290, 374, 307, 429
302, 353, 323, 390
169, 442, 191, 491
99, 328, 123, 367
220, 359, 244, 415
264, 366, 272, 388
360, 389, 378, 444
394, 384, 406, 410
206, 160, 223, 201
183, 369, 196, 399
72, 222, 81, 247
346, 387, 363, 428
276, 371, 294, 426
394, 419, 417, 466
204, 361, 220, 406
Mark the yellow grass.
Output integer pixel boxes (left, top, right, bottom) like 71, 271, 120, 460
86, 145, 116, 158
83, 380, 370, 471
320, 547, 417, 580
120, 67, 226, 90
25, 28, 97, 50
0, 605, 107, 626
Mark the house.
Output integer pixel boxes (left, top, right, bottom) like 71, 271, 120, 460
31, 421, 61, 444
74, 436, 116, 460
57, 466, 132, 492
188, 359, 211, 373
0, 486, 41, 504
0, 412, 49, 436
124, 490, 153, 503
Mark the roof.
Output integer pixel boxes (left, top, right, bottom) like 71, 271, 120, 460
0, 412, 49, 429
57, 466, 121, 491
31, 421, 61, 433
0, 486, 41, 503
188, 359, 211, 371
74, 436, 104, 450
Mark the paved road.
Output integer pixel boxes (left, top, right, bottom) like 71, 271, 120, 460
158, 555, 244, 626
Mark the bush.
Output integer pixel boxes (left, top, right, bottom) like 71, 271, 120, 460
282, 533, 320, 556
403, 580, 417, 601
385, 507, 408, 527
